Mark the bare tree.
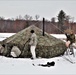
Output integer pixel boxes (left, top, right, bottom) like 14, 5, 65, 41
65, 15, 74, 29
51, 17, 55, 23
11, 18, 15, 21
15, 15, 23, 20
0, 16, 5, 20
24, 14, 30, 20
65, 15, 70, 22
29, 16, 33, 20
18, 15, 22, 20
35, 15, 40, 20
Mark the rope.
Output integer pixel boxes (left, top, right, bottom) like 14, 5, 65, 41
50, 22, 64, 33
31, 21, 41, 26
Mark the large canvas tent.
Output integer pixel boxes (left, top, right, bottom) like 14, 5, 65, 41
1, 25, 67, 58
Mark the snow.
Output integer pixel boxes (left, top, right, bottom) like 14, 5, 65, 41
51, 34, 66, 39
0, 33, 15, 41
0, 33, 76, 75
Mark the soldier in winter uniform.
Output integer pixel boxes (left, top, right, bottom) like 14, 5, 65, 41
29, 30, 37, 59
65, 30, 75, 55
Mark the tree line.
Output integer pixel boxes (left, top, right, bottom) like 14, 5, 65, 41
0, 10, 75, 33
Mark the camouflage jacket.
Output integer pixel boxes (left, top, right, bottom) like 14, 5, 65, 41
65, 33, 75, 44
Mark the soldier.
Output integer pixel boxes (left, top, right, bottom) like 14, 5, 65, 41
29, 30, 37, 59
65, 30, 75, 55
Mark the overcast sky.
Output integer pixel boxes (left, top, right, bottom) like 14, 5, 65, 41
0, 0, 76, 21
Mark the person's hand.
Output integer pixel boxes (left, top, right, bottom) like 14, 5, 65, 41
29, 38, 31, 40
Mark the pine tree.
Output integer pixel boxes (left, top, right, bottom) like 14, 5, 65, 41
58, 10, 66, 33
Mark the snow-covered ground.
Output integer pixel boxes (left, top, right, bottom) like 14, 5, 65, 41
0, 33, 15, 41
0, 33, 76, 75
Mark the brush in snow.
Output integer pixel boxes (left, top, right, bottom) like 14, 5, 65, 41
32, 61, 55, 67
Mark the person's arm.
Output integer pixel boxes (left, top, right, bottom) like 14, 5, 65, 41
65, 33, 68, 37
29, 37, 34, 45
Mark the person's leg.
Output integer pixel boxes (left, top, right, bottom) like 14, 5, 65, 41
72, 43, 76, 49
30, 46, 36, 59
69, 45, 74, 55
65, 41, 70, 47
65, 41, 71, 55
